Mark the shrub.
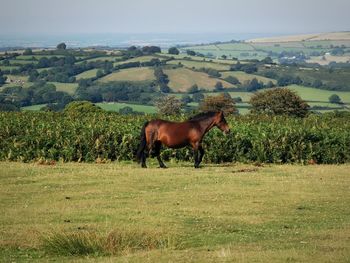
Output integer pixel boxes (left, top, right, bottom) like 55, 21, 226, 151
154, 95, 182, 115
249, 88, 309, 117
329, 94, 342, 104
200, 94, 237, 115
64, 101, 103, 115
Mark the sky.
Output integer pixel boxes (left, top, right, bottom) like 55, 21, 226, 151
0, 0, 349, 36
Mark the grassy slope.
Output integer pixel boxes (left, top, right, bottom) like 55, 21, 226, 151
167, 60, 231, 71
221, 71, 277, 84
0, 162, 349, 262
164, 68, 232, 92
99, 67, 155, 82
48, 82, 78, 95
75, 69, 99, 80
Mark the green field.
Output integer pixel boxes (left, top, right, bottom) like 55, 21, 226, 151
168, 60, 231, 71
75, 69, 99, 80
96, 102, 156, 113
221, 71, 277, 85
164, 68, 232, 92
114, 55, 166, 66
99, 67, 156, 82
21, 104, 47, 111
9, 59, 38, 65
287, 85, 350, 104
0, 162, 349, 262
48, 82, 78, 95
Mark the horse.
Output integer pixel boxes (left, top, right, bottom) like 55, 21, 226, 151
136, 111, 230, 168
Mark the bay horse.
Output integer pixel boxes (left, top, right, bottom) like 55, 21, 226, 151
136, 111, 230, 168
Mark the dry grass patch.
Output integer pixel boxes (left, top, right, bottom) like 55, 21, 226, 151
99, 67, 155, 82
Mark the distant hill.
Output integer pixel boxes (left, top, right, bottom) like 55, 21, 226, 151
248, 31, 350, 43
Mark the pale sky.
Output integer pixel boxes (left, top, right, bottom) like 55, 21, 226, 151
0, 0, 349, 35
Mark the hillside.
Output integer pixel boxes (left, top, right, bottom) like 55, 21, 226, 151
248, 31, 350, 43
1, 41, 350, 115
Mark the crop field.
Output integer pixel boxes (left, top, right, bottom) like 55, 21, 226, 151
0, 162, 349, 262
75, 69, 99, 80
99, 67, 156, 83
168, 60, 231, 71
164, 68, 232, 92
96, 102, 156, 113
221, 71, 277, 84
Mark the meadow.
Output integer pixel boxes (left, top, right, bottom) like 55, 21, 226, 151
0, 161, 349, 262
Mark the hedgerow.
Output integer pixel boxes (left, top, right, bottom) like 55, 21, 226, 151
0, 112, 349, 164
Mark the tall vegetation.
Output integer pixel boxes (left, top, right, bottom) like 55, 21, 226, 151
250, 88, 309, 117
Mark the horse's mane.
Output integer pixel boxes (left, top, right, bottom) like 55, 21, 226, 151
188, 111, 218, 121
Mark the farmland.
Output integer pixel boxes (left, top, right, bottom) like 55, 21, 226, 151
0, 161, 349, 262
1, 32, 350, 114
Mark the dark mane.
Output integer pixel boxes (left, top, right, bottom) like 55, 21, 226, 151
188, 111, 218, 121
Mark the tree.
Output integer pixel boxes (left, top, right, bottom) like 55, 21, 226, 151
181, 95, 192, 104
186, 50, 196, 56
23, 48, 33, 55
188, 84, 199, 94
329, 94, 342, 104
199, 94, 237, 115
142, 46, 161, 54
192, 92, 204, 103
224, 76, 240, 85
64, 101, 103, 115
214, 81, 224, 92
0, 70, 7, 86
168, 47, 179, 55
57, 42, 67, 50
119, 106, 134, 115
154, 95, 182, 115
249, 88, 309, 117
96, 69, 104, 78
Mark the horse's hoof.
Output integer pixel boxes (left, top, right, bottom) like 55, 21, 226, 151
159, 165, 167, 169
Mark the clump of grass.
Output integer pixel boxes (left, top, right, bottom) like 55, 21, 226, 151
42, 231, 104, 256
42, 229, 173, 256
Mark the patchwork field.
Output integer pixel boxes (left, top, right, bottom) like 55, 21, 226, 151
99, 67, 155, 82
164, 68, 232, 92
168, 60, 231, 71
0, 162, 349, 262
75, 69, 99, 80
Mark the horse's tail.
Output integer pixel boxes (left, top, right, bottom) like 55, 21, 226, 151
136, 121, 149, 162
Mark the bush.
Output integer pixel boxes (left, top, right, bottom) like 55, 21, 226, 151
329, 94, 342, 104
250, 88, 309, 117
200, 94, 237, 115
64, 101, 103, 115
154, 95, 182, 115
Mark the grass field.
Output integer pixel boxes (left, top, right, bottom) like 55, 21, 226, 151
0, 162, 349, 262
221, 71, 277, 85
114, 55, 166, 66
99, 67, 156, 82
75, 69, 99, 80
96, 102, 156, 113
168, 60, 231, 71
164, 68, 232, 92
287, 85, 350, 104
48, 82, 78, 95
21, 104, 47, 111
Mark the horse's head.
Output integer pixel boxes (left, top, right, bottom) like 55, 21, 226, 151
215, 111, 230, 134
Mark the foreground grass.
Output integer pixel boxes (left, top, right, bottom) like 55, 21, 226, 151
0, 161, 349, 262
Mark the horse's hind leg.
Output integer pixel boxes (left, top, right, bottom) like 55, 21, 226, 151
198, 145, 205, 165
154, 141, 167, 168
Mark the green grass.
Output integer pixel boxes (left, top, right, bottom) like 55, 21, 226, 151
75, 69, 99, 80
0, 65, 19, 71
287, 85, 350, 104
0, 162, 349, 262
48, 82, 78, 95
96, 102, 156, 113
99, 67, 156, 83
9, 59, 38, 65
21, 104, 47, 111
78, 56, 118, 63
113, 55, 165, 66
